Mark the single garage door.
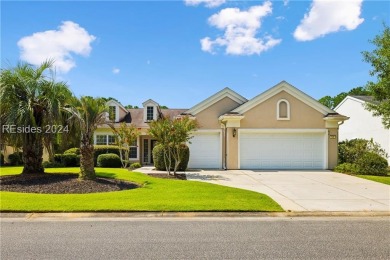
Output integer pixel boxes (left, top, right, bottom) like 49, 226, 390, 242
240, 131, 326, 169
188, 132, 221, 169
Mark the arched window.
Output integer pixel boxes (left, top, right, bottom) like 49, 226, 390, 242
277, 99, 290, 120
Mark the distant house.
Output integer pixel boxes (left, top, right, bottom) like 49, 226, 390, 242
97, 81, 348, 169
335, 95, 390, 162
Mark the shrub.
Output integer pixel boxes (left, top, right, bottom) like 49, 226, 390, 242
130, 162, 142, 169
153, 144, 189, 171
97, 153, 122, 168
8, 152, 23, 166
355, 152, 388, 176
43, 161, 64, 168
64, 147, 80, 155
339, 139, 387, 164
93, 145, 127, 166
337, 138, 388, 176
0, 153, 4, 166
334, 163, 358, 174
54, 153, 79, 167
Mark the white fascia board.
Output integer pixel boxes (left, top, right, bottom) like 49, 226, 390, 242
142, 99, 159, 107
106, 99, 127, 112
233, 81, 334, 115
334, 96, 365, 111
187, 87, 247, 115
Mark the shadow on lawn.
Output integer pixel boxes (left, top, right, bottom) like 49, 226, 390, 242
185, 173, 229, 181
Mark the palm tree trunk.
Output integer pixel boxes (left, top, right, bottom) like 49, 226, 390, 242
79, 137, 96, 180
22, 134, 44, 174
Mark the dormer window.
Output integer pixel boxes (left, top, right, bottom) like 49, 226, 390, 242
277, 99, 290, 120
142, 99, 159, 122
146, 106, 154, 121
109, 106, 116, 121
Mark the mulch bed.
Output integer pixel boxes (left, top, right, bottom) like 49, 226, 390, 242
0, 173, 139, 194
147, 173, 187, 180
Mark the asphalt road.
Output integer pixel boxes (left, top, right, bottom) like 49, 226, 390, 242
1, 217, 389, 259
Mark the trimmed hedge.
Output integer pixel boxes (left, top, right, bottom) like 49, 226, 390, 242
152, 144, 189, 171
54, 153, 79, 167
93, 145, 127, 166
43, 161, 64, 168
64, 147, 80, 155
97, 153, 122, 168
64, 145, 127, 166
130, 162, 142, 169
8, 152, 23, 166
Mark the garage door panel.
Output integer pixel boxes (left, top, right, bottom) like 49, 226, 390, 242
188, 132, 221, 169
240, 132, 325, 170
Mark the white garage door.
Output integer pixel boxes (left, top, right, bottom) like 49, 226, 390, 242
188, 132, 221, 169
240, 132, 326, 169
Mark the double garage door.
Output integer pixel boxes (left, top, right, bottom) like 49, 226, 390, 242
187, 130, 326, 170
240, 131, 326, 170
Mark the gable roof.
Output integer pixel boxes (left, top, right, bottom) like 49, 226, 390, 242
186, 87, 248, 115
334, 95, 375, 111
142, 99, 159, 107
106, 99, 127, 112
232, 81, 334, 115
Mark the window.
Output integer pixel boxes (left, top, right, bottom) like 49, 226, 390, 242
146, 106, 154, 121
129, 140, 137, 159
277, 99, 290, 120
96, 135, 107, 145
109, 106, 116, 121
108, 135, 116, 145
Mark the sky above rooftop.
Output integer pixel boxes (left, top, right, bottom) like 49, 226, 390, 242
2, 0, 389, 108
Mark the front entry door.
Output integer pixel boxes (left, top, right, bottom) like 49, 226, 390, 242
143, 139, 158, 165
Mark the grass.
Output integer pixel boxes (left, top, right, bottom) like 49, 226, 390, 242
356, 174, 390, 185
0, 167, 283, 212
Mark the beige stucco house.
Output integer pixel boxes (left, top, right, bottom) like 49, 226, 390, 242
95, 81, 348, 170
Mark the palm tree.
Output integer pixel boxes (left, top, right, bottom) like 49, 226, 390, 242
64, 96, 107, 180
0, 60, 72, 174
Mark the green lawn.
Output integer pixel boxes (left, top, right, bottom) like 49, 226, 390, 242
356, 174, 390, 185
0, 167, 283, 212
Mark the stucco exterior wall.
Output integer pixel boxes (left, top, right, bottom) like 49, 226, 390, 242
328, 128, 338, 169
240, 91, 326, 129
226, 127, 239, 169
335, 98, 390, 162
195, 97, 241, 129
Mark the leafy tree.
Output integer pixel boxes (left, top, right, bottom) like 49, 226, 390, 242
64, 96, 108, 180
0, 60, 72, 174
319, 87, 371, 109
124, 104, 139, 109
148, 116, 197, 175
362, 24, 390, 128
108, 122, 140, 168
101, 97, 119, 102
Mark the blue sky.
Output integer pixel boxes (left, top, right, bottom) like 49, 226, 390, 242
2, 0, 389, 108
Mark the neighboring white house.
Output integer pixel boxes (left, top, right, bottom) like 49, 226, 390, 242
335, 95, 390, 162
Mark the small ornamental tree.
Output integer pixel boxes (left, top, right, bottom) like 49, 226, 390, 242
108, 122, 140, 168
148, 116, 197, 175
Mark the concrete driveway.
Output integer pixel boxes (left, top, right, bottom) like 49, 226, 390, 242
185, 170, 390, 212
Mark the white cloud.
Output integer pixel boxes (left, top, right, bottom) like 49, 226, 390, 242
112, 68, 120, 74
293, 0, 364, 41
17, 21, 96, 73
283, 0, 289, 6
201, 2, 281, 55
184, 0, 226, 8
